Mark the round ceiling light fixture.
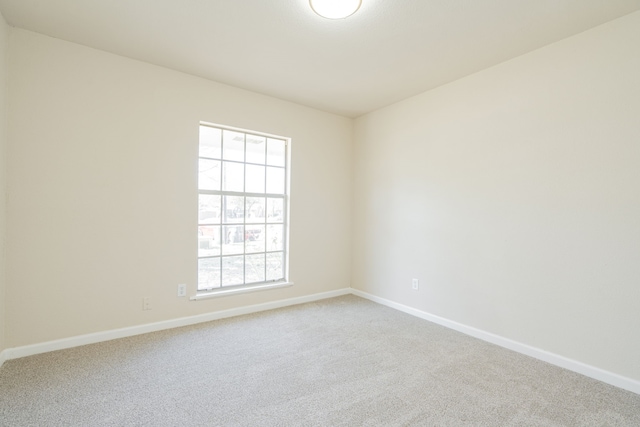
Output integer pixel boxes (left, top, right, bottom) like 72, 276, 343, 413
310, 0, 362, 19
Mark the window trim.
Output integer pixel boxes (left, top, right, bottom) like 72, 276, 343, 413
196, 121, 291, 296
190, 281, 294, 301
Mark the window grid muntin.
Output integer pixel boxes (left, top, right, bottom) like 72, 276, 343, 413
198, 124, 288, 292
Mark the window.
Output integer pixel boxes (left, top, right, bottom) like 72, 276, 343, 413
197, 123, 289, 292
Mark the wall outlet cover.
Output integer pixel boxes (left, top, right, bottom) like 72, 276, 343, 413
178, 284, 187, 297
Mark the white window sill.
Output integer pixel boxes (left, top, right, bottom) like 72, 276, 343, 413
190, 281, 294, 301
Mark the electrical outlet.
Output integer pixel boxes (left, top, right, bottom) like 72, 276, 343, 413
412, 278, 419, 290
177, 284, 187, 297
143, 297, 151, 310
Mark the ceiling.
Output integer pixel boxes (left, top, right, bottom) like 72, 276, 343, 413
1, 1, 639, 118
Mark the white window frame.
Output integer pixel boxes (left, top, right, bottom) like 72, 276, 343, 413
193, 122, 291, 300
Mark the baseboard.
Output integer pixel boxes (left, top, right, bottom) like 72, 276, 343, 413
351, 288, 640, 396
4, 287, 351, 361
0, 348, 7, 369
7, 286, 638, 396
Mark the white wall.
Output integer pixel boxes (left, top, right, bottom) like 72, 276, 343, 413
0, 12, 7, 355
353, 11, 640, 381
6, 29, 352, 348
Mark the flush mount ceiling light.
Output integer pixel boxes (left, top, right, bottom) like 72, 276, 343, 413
310, 0, 362, 19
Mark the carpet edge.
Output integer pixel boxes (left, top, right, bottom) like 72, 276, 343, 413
351, 288, 640, 396
4, 287, 351, 361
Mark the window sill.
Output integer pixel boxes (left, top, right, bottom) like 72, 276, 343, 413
190, 281, 294, 301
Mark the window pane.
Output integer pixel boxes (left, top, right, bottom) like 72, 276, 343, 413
246, 134, 266, 164
267, 138, 286, 167
198, 226, 220, 257
223, 130, 244, 161
199, 194, 221, 224
222, 256, 244, 286
245, 225, 265, 254
246, 254, 265, 283
198, 125, 287, 291
246, 197, 265, 223
223, 225, 244, 255
223, 162, 244, 192
198, 257, 220, 290
223, 196, 244, 224
267, 252, 284, 281
245, 164, 265, 193
267, 224, 283, 251
199, 126, 222, 159
266, 167, 285, 194
198, 159, 220, 191
266, 198, 283, 223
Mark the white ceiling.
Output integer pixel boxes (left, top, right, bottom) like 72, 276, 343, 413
1, 0, 639, 117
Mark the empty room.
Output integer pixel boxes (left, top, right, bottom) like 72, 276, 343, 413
1, 1, 639, 425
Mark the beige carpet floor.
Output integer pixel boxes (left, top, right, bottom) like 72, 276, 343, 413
1, 295, 639, 426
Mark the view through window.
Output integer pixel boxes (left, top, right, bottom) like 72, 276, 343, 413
198, 124, 289, 291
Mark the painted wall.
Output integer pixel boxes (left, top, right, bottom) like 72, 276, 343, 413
6, 29, 353, 347
0, 12, 7, 355
353, 11, 640, 381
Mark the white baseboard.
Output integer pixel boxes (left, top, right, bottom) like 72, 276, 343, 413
5, 286, 639, 396
0, 348, 7, 369
4, 287, 351, 361
351, 288, 640, 396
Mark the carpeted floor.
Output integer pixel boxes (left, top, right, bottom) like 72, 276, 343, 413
1, 295, 639, 426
